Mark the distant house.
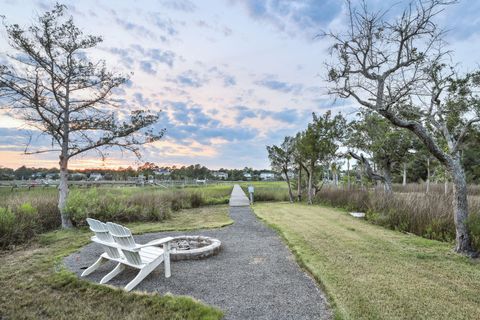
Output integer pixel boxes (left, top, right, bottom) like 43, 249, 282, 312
89, 173, 103, 181
212, 171, 228, 180
243, 172, 252, 180
70, 173, 87, 181
154, 169, 171, 176
260, 172, 275, 181
32, 172, 44, 179
45, 173, 59, 180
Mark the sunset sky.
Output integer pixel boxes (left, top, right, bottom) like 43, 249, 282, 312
1, 0, 479, 170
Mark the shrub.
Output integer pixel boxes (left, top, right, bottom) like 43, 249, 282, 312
0, 203, 39, 248
67, 188, 176, 225
189, 192, 204, 208
0, 207, 15, 247
467, 212, 480, 250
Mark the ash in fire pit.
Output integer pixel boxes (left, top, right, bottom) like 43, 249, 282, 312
169, 236, 221, 261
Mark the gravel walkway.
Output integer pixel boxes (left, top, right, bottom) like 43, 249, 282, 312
65, 200, 331, 319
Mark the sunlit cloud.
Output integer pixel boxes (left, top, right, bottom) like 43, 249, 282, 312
0, 0, 478, 169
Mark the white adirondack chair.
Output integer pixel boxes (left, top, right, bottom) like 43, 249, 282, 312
82, 219, 173, 292
81, 218, 122, 277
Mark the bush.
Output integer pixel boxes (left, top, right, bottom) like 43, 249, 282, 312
468, 213, 480, 250
66, 189, 202, 226
0, 207, 15, 247
0, 203, 39, 248
189, 192, 204, 208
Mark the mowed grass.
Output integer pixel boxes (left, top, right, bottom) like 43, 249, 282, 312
253, 202, 480, 320
0, 206, 231, 320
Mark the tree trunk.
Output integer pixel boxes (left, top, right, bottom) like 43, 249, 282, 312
284, 169, 294, 203
448, 158, 472, 253
307, 165, 314, 205
58, 156, 73, 228
402, 162, 407, 186
444, 168, 448, 195
383, 166, 393, 193
297, 164, 302, 202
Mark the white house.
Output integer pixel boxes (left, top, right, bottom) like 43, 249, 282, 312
212, 171, 228, 180
260, 172, 275, 181
154, 169, 171, 176
243, 172, 252, 180
89, 173, 103, 181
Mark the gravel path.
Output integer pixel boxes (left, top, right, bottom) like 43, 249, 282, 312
64, 197, 331, 319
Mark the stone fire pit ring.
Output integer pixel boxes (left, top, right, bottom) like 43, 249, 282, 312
167, 235, 222, 261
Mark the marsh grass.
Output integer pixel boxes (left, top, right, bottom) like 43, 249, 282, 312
0, 185, 232, 248
391, 183, 480, 196
239, 182, 291, 202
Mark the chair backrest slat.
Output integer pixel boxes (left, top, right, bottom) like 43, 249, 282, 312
106, 222, 143, 266
86, 218, 121, 259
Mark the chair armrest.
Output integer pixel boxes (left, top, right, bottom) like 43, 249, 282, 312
135, 237, 174, 249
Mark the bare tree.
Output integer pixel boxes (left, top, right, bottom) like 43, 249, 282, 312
325, 0, 480, 253
0, 5, 164, 228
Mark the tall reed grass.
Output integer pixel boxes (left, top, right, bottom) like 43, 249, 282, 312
0, 185, 232, 249
240, 185, 291, 202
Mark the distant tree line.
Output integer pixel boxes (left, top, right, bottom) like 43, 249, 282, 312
0, 163, 276, 181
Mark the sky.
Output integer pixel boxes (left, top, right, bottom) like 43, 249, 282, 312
0, 0, 479, 170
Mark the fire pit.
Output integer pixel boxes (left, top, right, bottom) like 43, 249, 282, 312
169, 236, 221, 261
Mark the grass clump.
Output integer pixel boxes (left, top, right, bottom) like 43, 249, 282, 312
253, 202, 480, 320
0, 206, 230, 319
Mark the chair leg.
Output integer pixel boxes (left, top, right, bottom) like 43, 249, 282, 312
81, 256, 107, 277
100, 263, 125, 284
164, 243, 171, 278
124, 261, 160, 292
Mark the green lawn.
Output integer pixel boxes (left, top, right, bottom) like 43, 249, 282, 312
253, 202, 480, 320
0, 206, 231, 320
